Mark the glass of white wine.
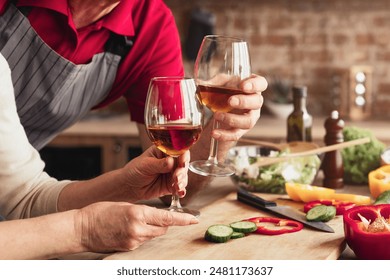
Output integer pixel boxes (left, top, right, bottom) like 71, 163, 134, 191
144, 77, 203, 216
189, 35, 252, 177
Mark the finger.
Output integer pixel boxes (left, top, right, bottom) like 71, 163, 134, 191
177, 150, 190, 167
241, 74, 268, 93
172, 169, 188, 197
146, 208, 199, 227
136, 225, 169, 239
228, 92, 263, 110
212, 127, 246, 142
143, 156, 175, 176
214, 109, 260, 131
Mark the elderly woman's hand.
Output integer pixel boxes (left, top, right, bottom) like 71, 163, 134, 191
122, 146, 190, 202
76, 202, 198, 252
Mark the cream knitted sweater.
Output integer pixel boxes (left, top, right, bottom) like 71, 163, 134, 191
0, 54, 70, 219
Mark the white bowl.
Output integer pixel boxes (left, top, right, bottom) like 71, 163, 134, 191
227, 145, 321, 194
264, 101, 293, 119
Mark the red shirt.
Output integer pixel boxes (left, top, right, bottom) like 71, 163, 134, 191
0, 0, 184, 123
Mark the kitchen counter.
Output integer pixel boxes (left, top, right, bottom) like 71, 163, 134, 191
103, 174, 366, 260
62, 174, 366, 260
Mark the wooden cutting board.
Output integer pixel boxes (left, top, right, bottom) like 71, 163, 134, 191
106, 192, 346, 260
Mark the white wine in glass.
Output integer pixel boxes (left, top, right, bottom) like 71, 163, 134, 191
189, 35, 252, 177
145, 77, 203, 216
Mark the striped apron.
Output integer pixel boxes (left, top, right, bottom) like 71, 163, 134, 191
0, 3, 129, 150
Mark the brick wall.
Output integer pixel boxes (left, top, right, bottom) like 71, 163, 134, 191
164, 0, 390, 119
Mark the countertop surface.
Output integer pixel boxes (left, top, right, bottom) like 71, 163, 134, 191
60, 113, 390, 144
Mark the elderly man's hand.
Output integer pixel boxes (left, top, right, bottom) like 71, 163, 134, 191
211, 74, 268, 142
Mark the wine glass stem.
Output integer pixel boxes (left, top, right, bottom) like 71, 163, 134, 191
207, 119, 219, 164
169, 157, 183, 210
170, 193, 182, 209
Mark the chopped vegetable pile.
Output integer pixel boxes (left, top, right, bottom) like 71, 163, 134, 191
204, 217, 303, 243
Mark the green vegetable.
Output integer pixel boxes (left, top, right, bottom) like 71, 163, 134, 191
230, 232, 246, 239
306, 205, 336, 222
229, 221, 257, 233
306, 205, 328, 221
341, 126, 385, 184
204, 225, 233, 243
374, 190, 390, 205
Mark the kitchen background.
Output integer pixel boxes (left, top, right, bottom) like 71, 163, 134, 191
42, 0, 390, 180
164, 0, 390, 120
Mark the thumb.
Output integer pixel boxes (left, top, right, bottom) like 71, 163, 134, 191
142, 157, 174, 176
147, 208, 199, 226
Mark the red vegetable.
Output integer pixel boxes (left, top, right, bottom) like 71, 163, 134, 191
246, 217, 303, 235
304, 199, 355, 215
343, 204, 390, 260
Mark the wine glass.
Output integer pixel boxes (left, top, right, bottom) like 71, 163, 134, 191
189, 35, 252, 177
144, 77, 203, 216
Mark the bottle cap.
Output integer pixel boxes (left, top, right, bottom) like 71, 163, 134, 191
330, 110, 339, 119
292, 85, 307, 98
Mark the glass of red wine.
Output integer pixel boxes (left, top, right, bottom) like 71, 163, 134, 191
189, 35, 252, 177
144, 77, 203, 216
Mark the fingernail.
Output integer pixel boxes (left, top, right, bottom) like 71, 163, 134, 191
229, 97, 239, 106
190, 217, 199, 224
178, 189, 186, 197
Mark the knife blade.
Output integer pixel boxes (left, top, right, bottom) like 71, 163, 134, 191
237, 187, 334, 233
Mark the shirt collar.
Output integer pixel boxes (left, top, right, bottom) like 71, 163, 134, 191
16, 0, 134, 36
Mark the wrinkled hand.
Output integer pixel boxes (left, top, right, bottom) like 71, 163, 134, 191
122, 146, 190, 201
212, 74, 268, 142
76, 202, 198, 252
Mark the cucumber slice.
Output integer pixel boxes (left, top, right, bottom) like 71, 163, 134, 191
306, 205, 336, 222
229, 221, 257, 233
322, 205, 336, 222
205, 224, 233, 243
306, 205, 328, 222
231, 231, 246, 239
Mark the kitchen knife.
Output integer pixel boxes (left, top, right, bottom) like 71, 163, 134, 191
237, 187, 335, 233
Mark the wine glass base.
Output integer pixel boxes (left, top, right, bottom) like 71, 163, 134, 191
189, 160, 235, 177
167, 206, 200, 217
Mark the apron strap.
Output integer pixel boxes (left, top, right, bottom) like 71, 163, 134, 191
10, 0, 32, 16
105, 32, 134, 59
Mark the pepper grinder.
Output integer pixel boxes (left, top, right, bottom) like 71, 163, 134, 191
322, 110, 345, 189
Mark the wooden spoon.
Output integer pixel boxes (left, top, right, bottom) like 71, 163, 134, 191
238, 138, 319, 153
238, 137, 371, 167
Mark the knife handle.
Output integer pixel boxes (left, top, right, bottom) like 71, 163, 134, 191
237, 187, 277, 207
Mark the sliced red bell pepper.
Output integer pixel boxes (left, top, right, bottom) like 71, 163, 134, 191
304, 199, 355, 215
343, 204, 390, 260
245, 217, 303, 235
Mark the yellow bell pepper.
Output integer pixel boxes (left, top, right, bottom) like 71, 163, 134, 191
368, 165, 390, 199
285, 183, 335, 202
285, 182, 371, 205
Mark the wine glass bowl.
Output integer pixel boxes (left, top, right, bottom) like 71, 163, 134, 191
145, 77, 203, 216
189, 35, 252, 177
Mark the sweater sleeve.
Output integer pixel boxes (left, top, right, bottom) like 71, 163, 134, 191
0, 54, 71, 219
